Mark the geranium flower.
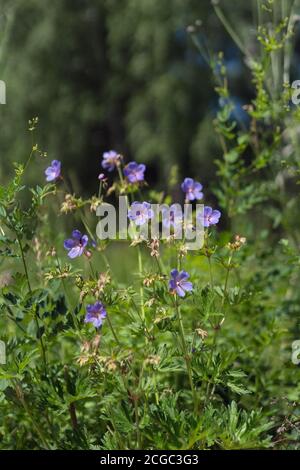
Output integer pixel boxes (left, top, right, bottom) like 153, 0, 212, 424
84, 301, 107, 328
64, 230, 88, 258
128, 201, 154, 226
45, 160, 61, 182
162, 204, 183, 229
169, 269, 193, 297
101, 150, 120, 172
181, 178, 203, 201
202, 206, 221, 227
124, 161, 146, 183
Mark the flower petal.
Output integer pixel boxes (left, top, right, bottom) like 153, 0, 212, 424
72, 230, 82, 240
170, 269, 179, 279
176, 285, 186, 297
64, 238, 77, 250
180, 281, 193, 292
68, 246, 83, 259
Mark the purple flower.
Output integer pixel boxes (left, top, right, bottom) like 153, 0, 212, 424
162, 204, 183, 229
124, 161, 146, 183
64, 230, 89, 259
202, 206, 221, 227
101, 150, 120, 172
128, 201, 154, 226
169, 269, 193, 297
84, 301, 107, 328
181, 178, 203, 201
45, 160, 61, 182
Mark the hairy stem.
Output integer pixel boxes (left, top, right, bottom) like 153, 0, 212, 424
175, 298, 198, 413
138, 246, 145, 322
15, 381, 50, 449
106, 312, 121, 347
213, 1, 249, 57
16, 233, 47, 372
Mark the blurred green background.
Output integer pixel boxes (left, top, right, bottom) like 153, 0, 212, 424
0, 0, 258, 197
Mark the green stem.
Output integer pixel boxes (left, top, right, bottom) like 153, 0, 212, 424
6, 305, 30, 336
283, 0, 296, 83
55, 255, 82, 335
117, 165, 125, 185
130, 297, 152, 340
16, 233, 47, 372
206, 251, 235, 399
23, 133, 36, 175
222, 252, 233, 308
88, 259, 96, 278
174, 298, 198, 413
16, 233, 31, 292
208, 256, 213, 289
204, 231, 214, 288
99, 251, 110, 270
134, 399, 142, 449
256, 0, 263, 29
15, 381, 50, 449
106, 312, 121, 346
138, 246, 145, 322
213, 1, 249, 57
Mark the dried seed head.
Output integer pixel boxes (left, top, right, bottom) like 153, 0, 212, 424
60, 194, 81, 214
97, 272, 111, 292
195, 328, 208, 339
33, 237, 42, 263
179, 245, 188, 258
143, 273, 165, 287
145, 355, 161, 366
46, 246, 57, 258
145, 297, 156, 307
148, 238, 160, 257
90, 196, 101, 213
227, 235, 247, 251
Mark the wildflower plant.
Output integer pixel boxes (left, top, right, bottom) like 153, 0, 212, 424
0, 1, 300, 452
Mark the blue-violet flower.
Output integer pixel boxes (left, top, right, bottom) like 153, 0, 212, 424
169, 269, 193, 297
64, 230, 89, 259
85, 301, 107, 328
45, 160, 61, 182
203, 206, 221, 227
101, 150, 120, 172
124, 161, 146, 183
181, 178, 203, 201
128, 201, 154, 226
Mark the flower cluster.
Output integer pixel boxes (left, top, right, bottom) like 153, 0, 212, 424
58, 149, 222, 334
60, 194, 82, 214
100, 151, 146, 184
227, 235, 247, 251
